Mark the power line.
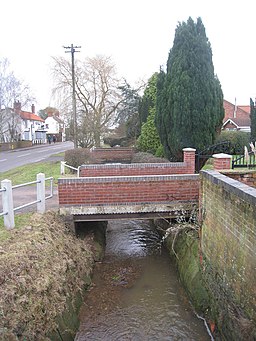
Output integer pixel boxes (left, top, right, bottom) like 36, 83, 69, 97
63, 44, 81, 148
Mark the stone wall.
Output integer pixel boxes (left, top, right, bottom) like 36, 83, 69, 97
200, 170, 256, 339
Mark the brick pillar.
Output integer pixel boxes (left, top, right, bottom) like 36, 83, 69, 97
183, 148, 196, 173
212, 153, 232, 170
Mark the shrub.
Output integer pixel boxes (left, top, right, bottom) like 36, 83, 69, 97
64, 149, 95, 168
216, 131, 251, 155
155, 144, 165, 158
137, 112, 162, 155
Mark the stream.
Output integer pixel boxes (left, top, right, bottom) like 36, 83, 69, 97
75, 219, 211, 340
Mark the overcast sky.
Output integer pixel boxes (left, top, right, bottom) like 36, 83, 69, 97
1, 0, 255, 111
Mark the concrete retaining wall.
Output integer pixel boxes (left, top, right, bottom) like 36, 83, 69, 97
200, 170, 256, 338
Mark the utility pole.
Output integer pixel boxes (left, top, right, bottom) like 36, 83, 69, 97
64, 44, 81, 148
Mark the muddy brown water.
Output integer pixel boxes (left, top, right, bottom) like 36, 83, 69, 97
75, 219, 211, 341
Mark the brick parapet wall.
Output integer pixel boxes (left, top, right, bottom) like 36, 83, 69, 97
58, 174, 199, 206
200, 170, 256, 328
89, 147, 134, 163
220, 170, 256, 188
79, 148, 196, 177
79, 162, 193, 177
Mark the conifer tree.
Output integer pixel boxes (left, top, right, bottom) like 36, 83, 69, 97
155, 17, 224, 160
137, 73, 163, 154
138, 73, 158, 130
250, 98, 256, 142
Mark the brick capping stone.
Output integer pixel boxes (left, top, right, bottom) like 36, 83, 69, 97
60, 174, 198, 183
212, 153, 232, 170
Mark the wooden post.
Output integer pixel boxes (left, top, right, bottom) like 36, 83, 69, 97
61, 161, 66, 175
37, 173, 45, 213
1, 179, 15, 229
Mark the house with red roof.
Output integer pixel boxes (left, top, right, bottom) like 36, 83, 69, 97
222, 99, 251, 132
13, 101, 47, 143
0, 101, 47, 143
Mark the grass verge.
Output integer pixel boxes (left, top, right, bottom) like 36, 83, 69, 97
0, 157, 74, 186
0, 213, 33, 242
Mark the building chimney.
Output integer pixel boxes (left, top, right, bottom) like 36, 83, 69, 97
13, 101, 21, 112
234, 97, 237, 118
31, 104, 35, 114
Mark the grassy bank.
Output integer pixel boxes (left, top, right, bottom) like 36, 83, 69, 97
0, 211, 94, 340
0, 160, 62, 185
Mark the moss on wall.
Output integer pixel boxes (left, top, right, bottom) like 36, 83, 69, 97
164, 228, 210, 314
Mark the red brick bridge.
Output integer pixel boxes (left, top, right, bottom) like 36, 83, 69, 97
58, 148, 199, 222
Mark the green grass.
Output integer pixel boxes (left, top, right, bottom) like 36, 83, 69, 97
0, 213, 33, 241
0, 161, 61, 185
0, 152, 76, 185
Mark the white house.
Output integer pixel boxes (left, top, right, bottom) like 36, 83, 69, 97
0, 101, 46, 143
44, 109, 65, 142
15, 102, 46, 143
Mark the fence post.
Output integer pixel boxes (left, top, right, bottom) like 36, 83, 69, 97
37, 173, 45, 214
61, 161, 66, 175
1, 179, 15, 229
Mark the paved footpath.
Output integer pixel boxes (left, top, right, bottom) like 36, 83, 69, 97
0, 185, 59, 214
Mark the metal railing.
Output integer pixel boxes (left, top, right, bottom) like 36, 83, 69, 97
0, 173, 53, 229
232, 152, 256, 169
60, 161, 79, 176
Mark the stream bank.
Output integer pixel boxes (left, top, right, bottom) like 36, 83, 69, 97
0, 212, 104, 341
157, 217, 256, 341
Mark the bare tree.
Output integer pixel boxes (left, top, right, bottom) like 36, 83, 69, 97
52, 55, 123, 147
0, 58, 34, 142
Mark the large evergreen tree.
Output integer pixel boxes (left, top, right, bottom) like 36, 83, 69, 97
250, 98, 256, 142
155, 17, 224, 160
137, 73, 162, 154
138, 73, 159, 130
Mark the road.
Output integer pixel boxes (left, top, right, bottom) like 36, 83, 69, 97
0, 141, 74, 173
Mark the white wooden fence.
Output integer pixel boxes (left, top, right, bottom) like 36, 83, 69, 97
0, 173, 53, 229
60, 161, 79, 176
